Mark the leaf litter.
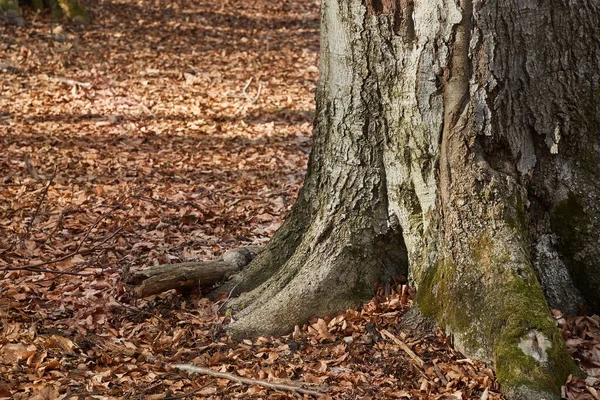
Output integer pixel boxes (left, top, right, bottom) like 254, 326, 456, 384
0, 0, 598, 398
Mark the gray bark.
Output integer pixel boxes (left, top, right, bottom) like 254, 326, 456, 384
214, 0, 600, 399
1, 0, 89, 24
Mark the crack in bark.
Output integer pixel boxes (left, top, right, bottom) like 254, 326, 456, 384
440, 0, 473, 211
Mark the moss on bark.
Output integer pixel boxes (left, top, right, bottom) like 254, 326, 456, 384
0, 0, 18, 11
551, 193, 600, 311
0, 0, 24, 25
31, 0, 44, 11
416, 232, 579, 398
2, 0, 89, 24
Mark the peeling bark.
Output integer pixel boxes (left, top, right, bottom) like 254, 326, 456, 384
216, 0, 599, 399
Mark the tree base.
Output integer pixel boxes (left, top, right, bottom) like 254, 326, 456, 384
215, 201, 408, 339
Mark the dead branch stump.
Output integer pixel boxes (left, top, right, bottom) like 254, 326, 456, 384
126, 246, 263, 298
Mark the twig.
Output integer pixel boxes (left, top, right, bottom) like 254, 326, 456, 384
1, 228, 121, 273
12, 267, 95, 276
250, 81, 262, 103
4, 194, 132, 275
110, 302, 168, 327
0, 243, 14, 257
22, 166, 57, 243
0, 182, 39, 187
241, 77, 253, 97
172, 364, 326, 397
240, 77, 262, 103
48, 76, 92, 87
0, 246, 110, 274
134, 194, 204, 212
42, 209, 65, 245
380, 329, 425, 368
74, 202, 125, 253
217, 283, 239, 314
24, 154, 42, 180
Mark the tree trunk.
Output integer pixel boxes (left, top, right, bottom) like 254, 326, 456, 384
0, 0, 24, 26
54, 0, 89, 24
1, 0, 89, 24
214, 0, 600, 398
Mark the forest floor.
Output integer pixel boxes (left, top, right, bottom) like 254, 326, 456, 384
1, 0, 599, 399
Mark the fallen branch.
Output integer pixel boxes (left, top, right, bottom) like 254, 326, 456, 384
172, 363, 326, 397
48, 76, 92, 87
126, 246, 263, 298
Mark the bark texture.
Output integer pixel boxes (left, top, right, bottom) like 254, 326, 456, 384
0, 0, 24, 26
55, 0, 89, 24
217, 0, 599, 399
127, 246, 263, 298
1, 0, 89, 24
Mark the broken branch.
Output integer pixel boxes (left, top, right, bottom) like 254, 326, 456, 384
380, 329, 425, 368
126, 246, 263, 298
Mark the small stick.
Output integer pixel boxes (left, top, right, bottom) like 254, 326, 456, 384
134, 194, 204, 212
49, 76, 92, 87
217, 283, 239, 314
11, 267, 95, 276
110, 302, 168, 327
240, 77, 262, 103
0, 247, 109, 274
241, 77, 253, 97
172, 364, 326, 397
22, 166, 57, 243
380, 329, 425, 367
74, 197, 130, 254
24, 154, 42, 180
252, 82, 262, 102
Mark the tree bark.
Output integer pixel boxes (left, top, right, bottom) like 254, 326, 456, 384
0, 0, 24, 25
1, 0, 89, 24
213, 0, 600, 399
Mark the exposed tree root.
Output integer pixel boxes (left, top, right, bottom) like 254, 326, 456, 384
223, 210, 407, 339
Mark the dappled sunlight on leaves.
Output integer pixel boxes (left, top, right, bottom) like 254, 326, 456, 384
1, 0, 598, 398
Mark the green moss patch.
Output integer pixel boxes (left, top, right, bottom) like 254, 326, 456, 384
415, 233, 578, 397
57, 0, 89, 24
